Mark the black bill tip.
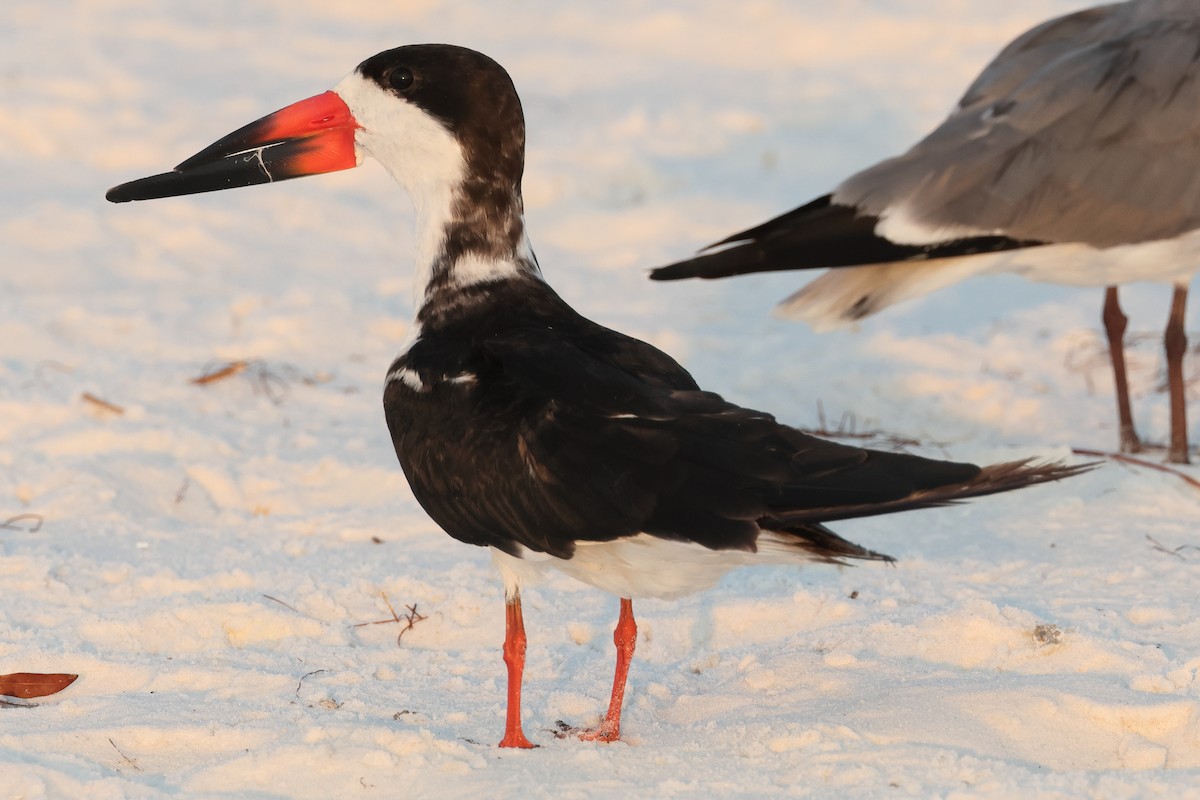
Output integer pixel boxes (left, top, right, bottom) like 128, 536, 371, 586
106, 150, 275, 204
105, 90, 358, 204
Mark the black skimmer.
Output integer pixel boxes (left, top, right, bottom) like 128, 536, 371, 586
107, 44, 1089, 748
651, 0, 1197, 465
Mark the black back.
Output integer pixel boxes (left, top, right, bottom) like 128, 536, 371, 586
384, 276, 994, 561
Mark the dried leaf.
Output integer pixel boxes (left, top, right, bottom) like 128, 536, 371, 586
191, 360, 248, 385
81, 392, 125, 415
0, 672, 79, 699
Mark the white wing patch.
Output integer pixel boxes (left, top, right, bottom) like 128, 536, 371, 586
386, 366, 425, 392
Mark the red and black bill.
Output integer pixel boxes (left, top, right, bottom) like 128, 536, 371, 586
106, 90, 358, 203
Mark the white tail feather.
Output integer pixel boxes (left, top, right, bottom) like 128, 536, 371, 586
774, 258, 997, 330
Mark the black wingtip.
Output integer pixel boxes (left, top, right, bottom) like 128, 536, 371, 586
648, 191, 1050, 284
647, 241, 747, 282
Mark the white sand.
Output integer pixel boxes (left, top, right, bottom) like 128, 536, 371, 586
2, 1, 1197, 797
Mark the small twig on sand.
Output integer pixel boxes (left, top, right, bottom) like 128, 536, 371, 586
190, 359, 330, 406
353, 593, 428, 646
81, 392, 124, 416
801, 400, 935, 453
191, 360, 249, 385
1146, 534, 1200, 561
1071, 447, 1200, 491
108, 738, 142, 772
296, 669, 327, 696
0, 514, 43, 533
263, 594, 301, 614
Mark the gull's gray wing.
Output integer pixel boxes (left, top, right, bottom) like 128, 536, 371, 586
836, 0, 1200, 248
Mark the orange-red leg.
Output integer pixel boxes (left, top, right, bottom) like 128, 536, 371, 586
1165, 283, 1191, 465
580, 597, 637, 743
499, 593, 535, 749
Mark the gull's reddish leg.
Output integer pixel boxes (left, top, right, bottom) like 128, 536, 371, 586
1164, 283, 1191, 465
580, 597, 637, 743
499, 593, 535, 748
1104, 286, 1142, 453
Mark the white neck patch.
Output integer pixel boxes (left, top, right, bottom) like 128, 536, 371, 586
333, 72, 536, 301
335, 73, 464, 297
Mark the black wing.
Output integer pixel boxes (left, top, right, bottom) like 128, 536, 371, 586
386, 322, 1084, 561
649, 195, 1039, 281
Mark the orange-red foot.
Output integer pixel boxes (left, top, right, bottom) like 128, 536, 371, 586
499, 730, 537, 749
554, 719, 621, 743
578, 724, 620, 743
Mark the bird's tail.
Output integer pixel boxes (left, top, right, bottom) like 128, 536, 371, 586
771, 458, 1096, 526
774, 257, 995, 330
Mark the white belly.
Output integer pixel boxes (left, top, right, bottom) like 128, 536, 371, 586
1001, 232, 1200, 287
491, 533, 827, 601
781, 233, 1200, 330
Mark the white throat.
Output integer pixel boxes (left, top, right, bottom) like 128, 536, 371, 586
332, 72, 538, 305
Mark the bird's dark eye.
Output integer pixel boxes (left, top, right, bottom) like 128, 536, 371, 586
388, 67, 415, 93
